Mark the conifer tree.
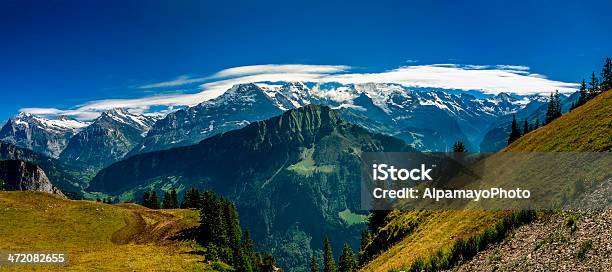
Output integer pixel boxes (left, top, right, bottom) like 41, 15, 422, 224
338, 243, 357, 272
522, 120, 529, 135
507, 115, 521, 145
150, 191, 160, 209
534, 118, 540, 129
358, 230, 372, 264
601, 57, 612, 92
260, 254, 277, 272
181, 188, 201, 209
170, 190, 179, 208
323, 237, 336, 272
577, 79, 588, 106
545, 91, 562, 124
589, 72, 600, 98
311, 255, 320, 272
162, 191, 171, 209
452, 141, 466, 153
554, 90, 562, 118
142, 191, 151, 208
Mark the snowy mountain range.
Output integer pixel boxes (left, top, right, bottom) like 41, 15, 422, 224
1, 81, 564, 169
0, 113, 89, 158
129, 81, 552, 154
59, 109, 159, 169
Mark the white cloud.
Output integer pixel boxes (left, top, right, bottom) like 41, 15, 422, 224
20, 63, 578, 120
138, 75, 209, 89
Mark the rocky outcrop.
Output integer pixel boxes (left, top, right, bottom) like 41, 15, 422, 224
0, 160, 65, 197
451, 210, 612, 271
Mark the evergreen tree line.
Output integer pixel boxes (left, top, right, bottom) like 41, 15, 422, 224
139, 188, 280, 270
141, 189, 179, 209
96, 197, 114, 204
507, 114, 541, 145
195, 189, 280, 272
310, 237, 358, 272
571, 57, 612, 110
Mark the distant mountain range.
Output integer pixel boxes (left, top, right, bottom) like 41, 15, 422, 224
127, 81, 559, 155
1, 109, 158, 171
1, 81, 575, 173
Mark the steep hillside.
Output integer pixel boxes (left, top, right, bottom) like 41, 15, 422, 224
0, 160, 64, 196
0, 191, 211, 271
360, 90, 611, 272
506, 89, 611, 152
90, 105, 413, 271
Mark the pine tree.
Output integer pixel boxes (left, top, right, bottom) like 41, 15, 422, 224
534, 118, 540, 129
170, 190, 179, 208
242, 229, 255, 266
452, 141, 466, 153
260, 254, 277, 272
577, 79, 588, 107
181, 188, 201, 209
311, 255, 320, 272
223, 199, 241, 251
358, 230, 372, 264
323, 237, 336, 272
338, 243, 357, 272
553, 90, 562, 119
600, 57, 612, 92
142, 191, 151, 208
507, 115, 521, 145
522, 120, 529, 135
545, 91, 562, 124
150, 191, 160, 209
588, 72, 600, 98
162, 191, 172, 209
545, 92, 554, 124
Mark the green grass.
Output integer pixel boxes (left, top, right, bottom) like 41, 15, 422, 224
338, 209, 369, 226
0, 191, 215, 271
576, 239, 593, 260
287, 147, 335, 176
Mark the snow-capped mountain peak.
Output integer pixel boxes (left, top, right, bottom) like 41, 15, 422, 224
0, 113, 89, 158
101, 108, 158, 132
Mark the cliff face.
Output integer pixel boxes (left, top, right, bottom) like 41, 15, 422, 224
0, 160, 65, 197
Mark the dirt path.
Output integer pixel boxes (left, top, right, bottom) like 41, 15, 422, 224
110, 206, 197, 245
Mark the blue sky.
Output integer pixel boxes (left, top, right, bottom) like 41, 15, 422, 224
1, 0, 610, 121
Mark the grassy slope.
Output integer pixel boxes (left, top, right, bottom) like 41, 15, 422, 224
360, 90, 611, 272
506, 89, 611, 152
0, 191, 213, 271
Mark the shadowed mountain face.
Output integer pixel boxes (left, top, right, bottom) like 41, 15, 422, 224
90, 105, 414, 271
59, 109, 158, 170
0, 141, 87, 194
0, 160, 64, 196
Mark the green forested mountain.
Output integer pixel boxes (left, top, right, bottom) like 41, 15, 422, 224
89, 105, 413, 271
